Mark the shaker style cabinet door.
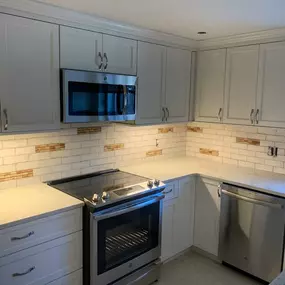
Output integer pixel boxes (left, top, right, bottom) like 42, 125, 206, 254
102, 35, 137, 75
256, 42, 285, 127
0, 14, 60, 132
136, 42, 166, 125
164, 47, 191, 123
223, 45, 259, 125
60, 26, 103, 71
195, 49, 226, 122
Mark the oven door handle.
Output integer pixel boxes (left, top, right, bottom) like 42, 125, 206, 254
94, 194, 165, 221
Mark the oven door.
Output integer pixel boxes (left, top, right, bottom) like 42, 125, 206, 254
61, 69, 137, 123
90, 194, 164, 285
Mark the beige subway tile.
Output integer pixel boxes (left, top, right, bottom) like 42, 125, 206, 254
0, 180, 17, 190
230, 143, 248, 150
4, 155, 29, 165
62, 169, 81, 178
247, 145, 266, 152
62, 155, 81, 164
223, 158, 238, 166
0, 148, 15, 157
238, 149, 255, 156
17, 176, 41, 187
65, 142, 81, 149
266, 135, 285, 142
273, 167, 285, 175
255, 152, 269, 159
29, 152, 51, 161
258, 127, 277, 135
276, 129, 285, 136
16, 146, 35, 155
255, 164, 273, 172
41, 172, 62, 182
71, 161, 90, 170
2, 140, 27, 148
231, 154, 247, 161
247, 156, 265, 164
275, 142, 285, 149
238, 161, 254, 169
260, 141, 274, 147
16, 158, 61, 171
265, 159, 284, 167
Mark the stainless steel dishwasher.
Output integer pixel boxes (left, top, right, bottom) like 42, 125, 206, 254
219, 183, 285, 282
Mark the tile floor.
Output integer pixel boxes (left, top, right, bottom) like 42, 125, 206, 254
158, 251, 263, 285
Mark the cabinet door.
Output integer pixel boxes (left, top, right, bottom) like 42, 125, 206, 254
161, 198, 175, 262
195, 49, 226, 122
136, 42, 165, 125
173, 176, 195, 255
0, 14, 60, 132
165, 47, 191, 123
194, 177, 221, 256
103, 35, 137, 75
256, 42, 285, 127
60, 26, 103, 71
224, 45, 259, 125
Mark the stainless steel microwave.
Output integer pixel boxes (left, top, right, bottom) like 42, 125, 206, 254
61, 69, 137, 123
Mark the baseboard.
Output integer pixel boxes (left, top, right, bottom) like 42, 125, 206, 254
190, 246, 221, 263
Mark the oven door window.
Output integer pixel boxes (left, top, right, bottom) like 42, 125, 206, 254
97, 202, 160, 275
68, 81, 135, 116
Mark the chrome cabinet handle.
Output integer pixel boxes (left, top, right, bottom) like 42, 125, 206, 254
163, 188, 173, 194
250, 109, 254, 124
3, 108, 8, 130
11, 231, 34, 241
103, 53, 108, 70
122, 86, 127, 114
166, 107, 170, 121
162, 108, 166, 121
255, 109, 259, 124
218, 108, 222, 121
217, 184, 222, 198
12, 266, 35, 277
98, 52, 103, 70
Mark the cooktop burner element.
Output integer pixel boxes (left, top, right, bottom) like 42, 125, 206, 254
48, 169, 165, 211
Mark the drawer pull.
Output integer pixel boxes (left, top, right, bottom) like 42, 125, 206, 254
11, 231, 34, 241
12, 266, 35, 277
163, 188, 173, 194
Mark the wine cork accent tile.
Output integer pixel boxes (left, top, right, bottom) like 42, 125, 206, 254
199, 148, 219, 156
35, 143, 65, 153
158, 127, 174, 134
236, 137, 260, 146
187, 126, 203, 133
0, 169, 33, 182
104, 143, 124, 152
77, 127, 102, 135
146, 149, 163, 157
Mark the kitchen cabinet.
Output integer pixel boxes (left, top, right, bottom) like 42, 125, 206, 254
60, 26, 137, 75
223, 45, 259, 125
136, 42, 166, 125
256, 41, 285, 127
0, 14, 60, 132
161, 177, 195, 262
165, 47, 191, 123
194, 177, 221, 256
195, 49, 226, 122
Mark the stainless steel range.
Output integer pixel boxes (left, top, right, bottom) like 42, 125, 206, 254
48, 170, 165, 285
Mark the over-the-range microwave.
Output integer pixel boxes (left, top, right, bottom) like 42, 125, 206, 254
61, 69, 137, 123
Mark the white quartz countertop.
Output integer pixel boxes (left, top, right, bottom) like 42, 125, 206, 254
0, 183, 83, 230
121, 156, 285, 198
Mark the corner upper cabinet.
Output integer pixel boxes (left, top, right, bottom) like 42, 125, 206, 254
223, 45, 259, 125
256, 42, 285, 127
60, 26, 137, 75
0, 14, 60, 132
195, 49, 226, 122
165, 47, 191, 123
60, 26, 103, 72
136, 42, 166, 125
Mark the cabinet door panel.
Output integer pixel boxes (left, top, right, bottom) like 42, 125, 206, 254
195, 49, 226, 122
136, 42, 165, 125
165, 48, 191, 123
0, 14, 60, 132
194, 178, 220, 256
256, 42, 285, 127
103, 35, 137, 75
224, 45, 259, 125
60, 26, 103, 71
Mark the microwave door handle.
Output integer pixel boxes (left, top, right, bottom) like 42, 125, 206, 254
94, 194, 165, 221
123, 85, 127, 114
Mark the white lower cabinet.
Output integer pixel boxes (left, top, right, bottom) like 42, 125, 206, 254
194, 177, 221, 256
47, 269, 82, 285
161, 176, 195, 261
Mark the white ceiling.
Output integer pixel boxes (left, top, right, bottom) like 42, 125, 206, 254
32, 0, 285, 39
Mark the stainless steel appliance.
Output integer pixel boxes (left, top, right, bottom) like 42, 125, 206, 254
61, 69, 137, 123
219, 183, 285, 282
48, 170, 165, 285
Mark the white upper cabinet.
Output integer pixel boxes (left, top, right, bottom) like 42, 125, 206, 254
256, 42, 285, 127
165, 47, 191, 123
60, 26, 137, 75
60, 26, 103, 72
102, 35, 137, 75
136, 42, 166, 125
195, 49, 226, 122
223, 45, 259, 125
0, 14, 60, 133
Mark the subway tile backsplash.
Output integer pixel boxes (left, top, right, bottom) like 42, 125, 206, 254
187, 122, 285, 174
0, 123, 186, 190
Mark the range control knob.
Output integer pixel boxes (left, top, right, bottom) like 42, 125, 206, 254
102, 191, 110, 200
147, 180, 154, 188
92, 194, 99, 203
154, 179, 160, 187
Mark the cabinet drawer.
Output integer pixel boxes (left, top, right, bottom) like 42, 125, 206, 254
0, 231, 82, 285
47, 269, 82, 285
163, 180, 179, 201
0, 208, 82, 258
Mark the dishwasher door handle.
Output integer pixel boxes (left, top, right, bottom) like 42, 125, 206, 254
221, 189, 283, 209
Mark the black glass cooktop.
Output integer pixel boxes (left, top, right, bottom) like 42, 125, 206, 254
48, 169, 148, 202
